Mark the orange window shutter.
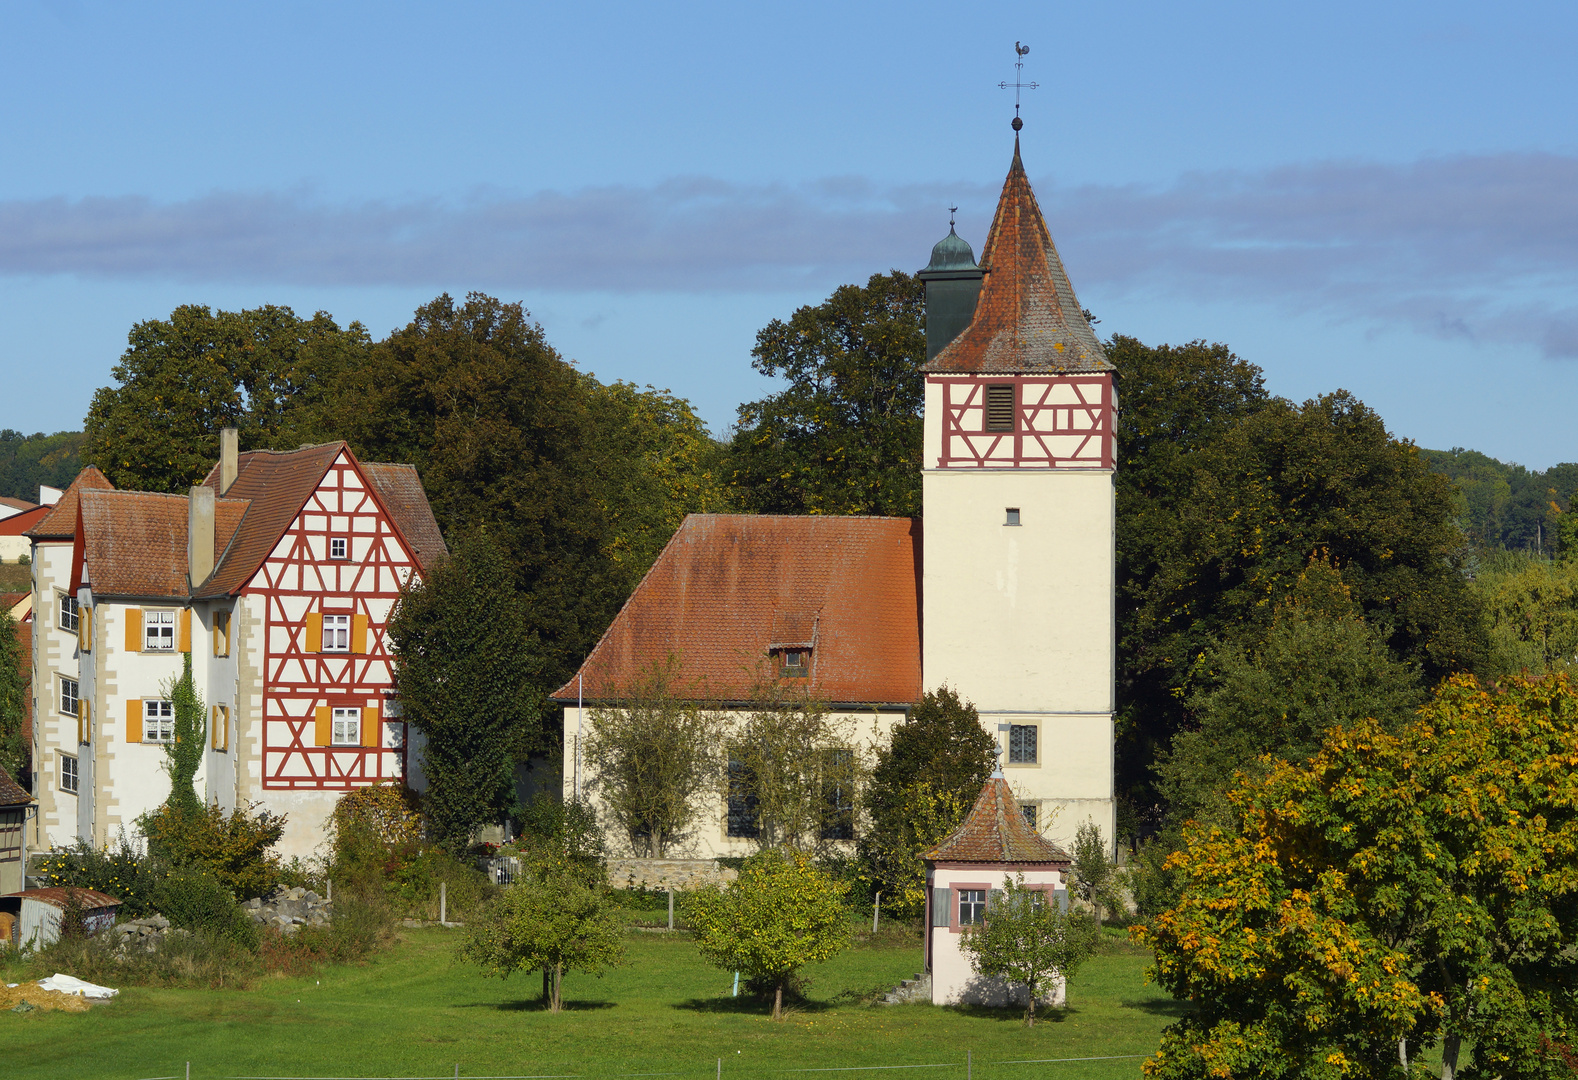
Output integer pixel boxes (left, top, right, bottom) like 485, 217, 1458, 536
304, 613, 322, 653
81, 608, 92, 651
314, 706, 332, 746
361, 707, 380, 747
351, 613, 369, 654
127, 699, 143, 744
210, 706, 219, 749
125, 608, 143, 653
179, 609, 192, 653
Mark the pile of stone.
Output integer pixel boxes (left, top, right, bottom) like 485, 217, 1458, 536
243, 886, 332, 934
111, 914, 179, 951
605, 858, 739, 892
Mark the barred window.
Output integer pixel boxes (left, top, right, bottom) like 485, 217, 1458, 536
985, 384, 1015, 431
60, 594, 80, 634
1008, 724, 1038, 765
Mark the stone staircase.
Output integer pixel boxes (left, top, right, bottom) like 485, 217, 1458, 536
881, 970, 932, 1005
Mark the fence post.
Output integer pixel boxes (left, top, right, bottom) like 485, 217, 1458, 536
967, 1049, 971, 1080
668, 888, 674, 931
440, 881, 447, 925
873, 891, 881, 934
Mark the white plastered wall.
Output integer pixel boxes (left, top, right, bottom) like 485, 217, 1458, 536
29, 540, 78, 849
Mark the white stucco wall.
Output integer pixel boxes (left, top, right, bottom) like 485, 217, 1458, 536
30, 541, 79, 850
927, 863, 1068, 1007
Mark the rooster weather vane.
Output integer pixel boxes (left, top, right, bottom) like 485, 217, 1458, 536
999, 41, 1037, 131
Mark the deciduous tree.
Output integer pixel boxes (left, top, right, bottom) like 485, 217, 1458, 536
0, 607, 25, 782
686, 848, 851, 1020
729, 272, 925, 517
960, 874, 1098, 1026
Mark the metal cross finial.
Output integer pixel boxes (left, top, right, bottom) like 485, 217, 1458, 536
949, 205, 958, 227
998, 41, 1037, 132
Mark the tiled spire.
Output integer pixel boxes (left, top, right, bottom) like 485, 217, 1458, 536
923, 774, 1070, 864
922, 138, 1111, 374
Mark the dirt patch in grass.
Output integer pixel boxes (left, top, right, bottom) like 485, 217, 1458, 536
0, 982, 95, 1014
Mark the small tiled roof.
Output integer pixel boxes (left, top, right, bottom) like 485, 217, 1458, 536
195, 443, 346, 598
0, 496, 37, 512
553, 514, 922, 705
363, 462, 447, 574
77, 490, 249, 599
2, 887, 120, 909
923, 139, 1111, 375
924, 776, 1071, 864
0, 505, 50, 536
0, 764, 30, 807
26, 467, 114, 541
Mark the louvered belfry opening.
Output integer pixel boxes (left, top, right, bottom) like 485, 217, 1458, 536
985, 384, 1015, 431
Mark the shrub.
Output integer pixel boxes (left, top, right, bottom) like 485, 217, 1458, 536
36, 834, 162, 917
142, 801, 287, 900
154, 866, 258, 948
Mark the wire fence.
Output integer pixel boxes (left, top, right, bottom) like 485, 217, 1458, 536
131, 1052, 1154, 1080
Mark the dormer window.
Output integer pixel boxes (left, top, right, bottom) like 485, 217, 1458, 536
985, 384, 1015, 431
781, 649, 810, 678
330, 537, 348, 560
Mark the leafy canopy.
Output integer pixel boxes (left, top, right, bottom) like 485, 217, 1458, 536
686, 848, 852, 1021
960, 874, 1099, 1026
729, 271, 926, 517
0, 606, 26, 782
1138, 673, 1578, 1079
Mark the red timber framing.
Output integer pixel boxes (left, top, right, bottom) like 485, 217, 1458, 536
247, 453, 419, 789
932, 373, 1113, 469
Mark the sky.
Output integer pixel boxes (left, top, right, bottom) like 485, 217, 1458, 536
1, 1, 1576, 468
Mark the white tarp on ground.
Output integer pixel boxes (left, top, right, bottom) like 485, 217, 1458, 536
36, 974, 118, 999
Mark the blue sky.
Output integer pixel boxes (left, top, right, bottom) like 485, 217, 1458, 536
2, 1, 1576, 467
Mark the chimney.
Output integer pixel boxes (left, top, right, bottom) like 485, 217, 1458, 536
188, 484, 215, 587
220, 427, 239, 494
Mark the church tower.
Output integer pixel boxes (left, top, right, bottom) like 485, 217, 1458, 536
920, 135, 1116, 850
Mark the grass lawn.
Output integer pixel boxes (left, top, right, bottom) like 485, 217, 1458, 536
0, 925, 1180, 1080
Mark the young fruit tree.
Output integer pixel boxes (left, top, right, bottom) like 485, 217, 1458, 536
460, 870, 626, 1013
685, 848, 850, 1021
1137, 673, 1578, 1078
959, 875, 1099, 1026
1069, 821, 1114, 926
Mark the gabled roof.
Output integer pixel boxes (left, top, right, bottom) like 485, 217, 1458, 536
923, 139, 1110, 375
362, 462, 446, 574
75, 490, 248, 599
0, 763, 29, 806
0, 496, 37, 513
924, 776, 1071, 864
25, 467, 113, 541
553, 514, 922, 705
0, 505, 49, 536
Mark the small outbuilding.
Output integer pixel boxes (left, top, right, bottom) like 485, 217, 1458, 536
923, 769, 1071, 1007
0, 765, 33, 898
0, 887, 120, 950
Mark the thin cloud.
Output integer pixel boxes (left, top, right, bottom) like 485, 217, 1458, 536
1, 152, 1575, 355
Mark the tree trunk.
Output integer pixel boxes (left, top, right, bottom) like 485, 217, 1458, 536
1398, 1038, 1407, 1070
1441, 1033, 1460, 1080
542, 966, 551, 1006
1024, 979, 1037, 1027
550, 963, 563, 1014
773, 981, 783, 1022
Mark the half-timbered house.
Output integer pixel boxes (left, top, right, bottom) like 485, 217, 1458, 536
28, 437, 443, 858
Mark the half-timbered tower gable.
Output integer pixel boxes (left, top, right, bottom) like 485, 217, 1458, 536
236, 449, 425, 791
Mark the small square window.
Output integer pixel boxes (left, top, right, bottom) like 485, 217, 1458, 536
60, 594, 79, 634
322, 614, 351, 652
782, 649, 809, 677
61, 754, 78, 795
145, 610, 176, 651
1006, 507, 1021, 526
144, 700, 175, 743
959, 888, 987, 926
1008, 724, 1038, 765
331, 707, 361, 746
330, 537, 348, 560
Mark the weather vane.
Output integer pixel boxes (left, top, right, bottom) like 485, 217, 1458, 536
998, 41, 1037, 132
949, 204, 958, 226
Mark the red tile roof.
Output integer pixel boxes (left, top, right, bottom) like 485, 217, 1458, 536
553, 514, 921, 705
0, 505, 50, 536
2, 887, 120, 909
76, 490, 249, 599
923, 140, 1111, 375
0, 496, 37, 512
0, 764, 29, 807
924, 776, 1071, 864
25, 467, 113, 541
362, 462, 447, 574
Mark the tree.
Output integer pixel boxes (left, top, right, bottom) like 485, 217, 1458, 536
83, 304, 367, 492
159, 653, 207, 817
686, 848, 851, 1020
860, 687, 995, 912
1158, 559, 1426, 829
1069, 822, 1114, 927
1137, 674, 1578, 1078
1472, 549, 1578, 678
727, 682, 865, 852
386, 530, 542, 849
0, 607, 25, 783
0, 429, 85, 503
583, 658, 725, 856
460, 870, 627, 1013
960, 874, 1099, 1026
729, 272, 926, 517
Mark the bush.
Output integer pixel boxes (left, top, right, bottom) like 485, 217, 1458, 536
35, 834, 162, 917
153, 866, 258, 948
142, 801, 286, 900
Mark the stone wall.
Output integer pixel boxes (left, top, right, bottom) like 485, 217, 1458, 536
605, 858, 738, 891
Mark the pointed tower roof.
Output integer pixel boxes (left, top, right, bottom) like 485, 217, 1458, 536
923, 774, 1071, 864
922, 139, 1110, 374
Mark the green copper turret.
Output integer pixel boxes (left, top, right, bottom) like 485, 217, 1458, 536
917, 224, 983, 362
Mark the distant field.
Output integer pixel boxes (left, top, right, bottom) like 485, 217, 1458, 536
0, 562, 30, 592
0, 925, 1177, 1080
